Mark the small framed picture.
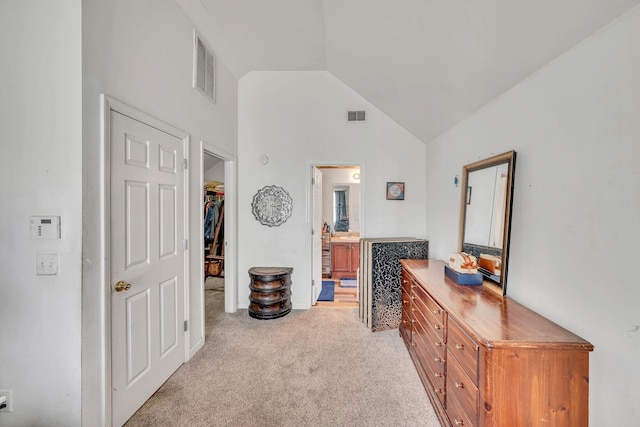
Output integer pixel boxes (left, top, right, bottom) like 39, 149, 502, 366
386, 182, 405, 200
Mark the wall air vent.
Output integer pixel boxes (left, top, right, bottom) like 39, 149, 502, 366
193, 30, 215, 103
347, 110, 366, 122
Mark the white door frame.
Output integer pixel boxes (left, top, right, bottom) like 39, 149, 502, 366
311, 166, 323, 305
201, 141, 238, 314
100, 95, 190, 425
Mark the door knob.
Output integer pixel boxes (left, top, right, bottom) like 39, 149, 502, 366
114, 280, 131, 292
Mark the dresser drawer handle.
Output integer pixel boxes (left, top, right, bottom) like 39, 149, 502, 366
411, 295, 415, 300
435, 387, 443, 394
455, 344, 465, 350
434, 341, 443, 347
402, 279, 408, 284
433, 357, 443, 363
434, 372, 443, 378
433, 309, 442, 315
455, 382, 464, 389
433, 324, 442, 330
454, 419, 464, 426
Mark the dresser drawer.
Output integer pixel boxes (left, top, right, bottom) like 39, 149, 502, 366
413, 313, 445, 364
413, 286, 444, 335
400, 288, 412, 341
446, 391, 477, 427
413, 306, 446, 357
448, 318, 479, 384
401, 287, 411, 320
401, 269, 412, 294
413, 280, 445, 325
412, 318, 446, 405
413, 301, 445, 343
401, 288, 411, 314
446, 350, 479, 427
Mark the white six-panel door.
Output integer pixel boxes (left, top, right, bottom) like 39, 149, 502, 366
110, 111, 186, 426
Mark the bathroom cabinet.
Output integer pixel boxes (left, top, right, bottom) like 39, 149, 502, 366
331, 241, 359, 279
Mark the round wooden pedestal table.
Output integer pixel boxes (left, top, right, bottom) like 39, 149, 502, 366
248, 267, 293, 319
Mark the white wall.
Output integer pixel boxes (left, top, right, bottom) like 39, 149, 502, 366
0, 1, 82, 425
426, 6, 640, 425
82, 0, 238, 424
204, 160, 225, 183
238, 71, 427, 310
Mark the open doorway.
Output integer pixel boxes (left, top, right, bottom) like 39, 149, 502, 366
203, 151, 225, 328
201, 144, 237, 343
312, 165, 361, 308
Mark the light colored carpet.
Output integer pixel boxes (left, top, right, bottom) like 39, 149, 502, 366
125, 278, 439, 426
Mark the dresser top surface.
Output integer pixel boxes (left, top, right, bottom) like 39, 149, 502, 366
401, 259, 593, 350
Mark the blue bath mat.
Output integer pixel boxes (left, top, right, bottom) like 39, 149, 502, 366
318, 281, 335, 301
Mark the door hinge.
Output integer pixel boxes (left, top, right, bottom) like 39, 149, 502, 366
183, 239, 188, 250
184, 320, 188, 332
183, 159, 188, 170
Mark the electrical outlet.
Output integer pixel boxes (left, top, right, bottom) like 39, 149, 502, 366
0, 390, 12, 412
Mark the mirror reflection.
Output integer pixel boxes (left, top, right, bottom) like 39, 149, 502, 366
459, 151, 516, 295
464, 163, 509, 248
333, 186, 350, 232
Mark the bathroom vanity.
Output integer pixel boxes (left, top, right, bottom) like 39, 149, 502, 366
330, 235, 360, 279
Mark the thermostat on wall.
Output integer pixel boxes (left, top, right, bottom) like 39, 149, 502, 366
30, 216, 61, 240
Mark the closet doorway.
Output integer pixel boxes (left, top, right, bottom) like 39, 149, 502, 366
203, 151, 225, 324
312, 165, 362, 308
201, 143, 237, 323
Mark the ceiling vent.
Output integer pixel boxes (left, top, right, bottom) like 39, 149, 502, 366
347, 110, 366, 122
193, 30, 215, 103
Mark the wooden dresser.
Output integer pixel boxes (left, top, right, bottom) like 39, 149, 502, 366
400, 259, 593, 427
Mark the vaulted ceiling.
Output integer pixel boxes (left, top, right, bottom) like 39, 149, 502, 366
177, 0, 640, 144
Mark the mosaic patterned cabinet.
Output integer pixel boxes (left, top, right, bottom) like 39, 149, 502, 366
358, 238, 428, 331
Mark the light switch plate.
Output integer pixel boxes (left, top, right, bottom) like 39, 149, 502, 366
36, 254, 58, 275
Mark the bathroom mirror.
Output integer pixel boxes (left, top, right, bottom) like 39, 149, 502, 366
459, 151, 516, 296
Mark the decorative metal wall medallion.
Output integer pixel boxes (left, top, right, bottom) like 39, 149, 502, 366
251, 185, 293, 227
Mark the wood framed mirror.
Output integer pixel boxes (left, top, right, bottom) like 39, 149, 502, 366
459, 151, 516, 296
